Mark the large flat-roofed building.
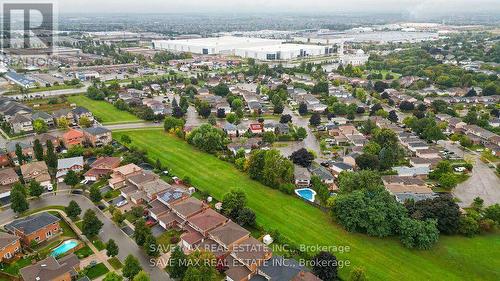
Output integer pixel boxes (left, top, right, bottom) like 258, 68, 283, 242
234, 43, 328, 61
153, 36, 282, 55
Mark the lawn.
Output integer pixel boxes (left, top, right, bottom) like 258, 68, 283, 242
113, 129, 500, 281
107, 257, 123, 270
83, 263, 109, 280
91, 239, 106, 251
0, 256, 33, 276
67, 95, 141, 125
75, 245, 94, 259
156, 229, 183, 250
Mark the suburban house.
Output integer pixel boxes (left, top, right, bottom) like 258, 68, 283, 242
0, 152, 10, 168
0, 97, 33, 122
249, 123, 264, 134
6, 142, 34, 165
415, 148, 440, 159
84, 157, 121, 181
410, 157, 440, 169
6, 212, 61, 245
11, 114, 33, 134
108, 163, 143, 189
0, 167, 19, 199
34, 133, 59, 149
393, 166, 430, 177
252, 255, 322, 281
227, 138, 261, 155
382, 175, 435, 203
329, 162, 354, 176
82, 126, 112, 147
72, 106, 94, 123
19, 253, 80, 281
20, 161, 51, 187
62, 129, 85, 148
52, 109, 75, 125
294, 166, 311, 187
56, 156, 84, 181
308, 164, 335, 184
32, 111, 55, 127
186, 208, 227, 237
223, 123, 238, 137
0, 233, 21, 263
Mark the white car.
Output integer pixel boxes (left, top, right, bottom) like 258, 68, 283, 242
46, 184, 54, 191
116, 200, 128, 207
454, 167, 466, 172
80, 179, 89, 185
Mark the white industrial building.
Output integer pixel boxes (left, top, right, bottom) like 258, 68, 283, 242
153, 36, 281, 55
234, 43, 329, 61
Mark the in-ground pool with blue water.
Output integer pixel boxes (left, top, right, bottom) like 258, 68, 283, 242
295, 188, 317, 202
50, 240, 79, 257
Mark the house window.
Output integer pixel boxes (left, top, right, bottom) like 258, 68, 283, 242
46, 231, 52, 237
4, 252, 11, 259
35, 236, 40, 242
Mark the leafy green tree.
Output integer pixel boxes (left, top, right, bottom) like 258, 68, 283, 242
337, 170, 384, 193
15, 143, 25, 165
11, 184, 29, 213
33, 139, 44, 161
123, 255, 142, 279
134, 218, 152, 246
166, 246, 188, 279
29, 181, 43, 198
290, 148, 314, 167
262, 131, 276, 144
262, 150, 294, 188
64, 170, 79, 187
355, 154, 380, 170
484, 204, 500, 224
89, 185, 102, 202
183, 251, 218, 281
186, 124, 226, 154
82, 209, 103, 238
196, 101, 212, 118
164, 117, 185, 132
212, 83, 230, 96
45, 140, 57, 169
235, 207, 256, 227
405, 195, 461, 235
221, 189, 247, 218
298, 102, 308, 116
65, 200, 81, 220
309, 113, 321, 126
33, 119, 48, 134
106, 239, 119, 257
144, 234, 160, 257
459, 215, 480, 237
112, 209, 125, 224
438, 173, 458, 189
362, 141, 381, 156
295, 127, 307, 140
78, 116, 92, 128
399, 218, 439, 249
132, 271, 151, 281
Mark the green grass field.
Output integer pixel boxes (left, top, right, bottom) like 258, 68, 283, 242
67, 95, 141, 125
113, 129, 500, 281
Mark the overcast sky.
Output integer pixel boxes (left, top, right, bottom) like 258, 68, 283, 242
58, 0, 500, 14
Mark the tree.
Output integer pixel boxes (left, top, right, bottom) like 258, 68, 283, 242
89, 185, 102, 202
438, 173, 458, 189
235, 207, 256, 227
11, 184, 29, 213
82, 209, 103, 238
45, 140, 57, 169
134, 218, 152, 246
295, 127, 307, 140
290, 148, 314, 167
65, 200, 81, 220
15, 143, 25, 165
183, 250, 218, 281
355, 154, 380, 170
216, 108, 226, 118
145, 234, 160, 257
172, 106, 185, 118
362, 141, 381, 156
132, 271, 151, 281
459, 215, 479, 237
123, 255, 142, 279
57, 117, 69, 129
332, 189, 406, 237
164, 117, 185, 132
106, 239, 119, 257
196, 101, 212, 118
221, 189, 247, 218
309, 113, 321, 126
63, 170, 79, 187
33, 139, 44, 161
399, 218, 439, 249
29, 181, 43, 198
112, 209, 125, 224
167, 246, 188, 279
484, 204, 500, 224
273, 102, 284, 114
298, 102, 308, 116
121, 135, 132, 145
405, 195, 461, 235
262, 131, 276, 144
359, 120, 376, 135
337, 170, 384, 193
280, 114, 292, 124
374, 81, 389, 92
226, 113, 238, 124
208, 114, 216, 126
388, 110, 398, 123
212, 83, 230, 97
103, 272, 123, 281
186, 124, 226, 154
78, 116, 92, 128
399, 101, 415, 111
311, 251, 338, 281
33, 119, 48, 134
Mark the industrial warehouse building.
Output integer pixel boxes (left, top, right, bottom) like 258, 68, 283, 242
153, 36, 334, 61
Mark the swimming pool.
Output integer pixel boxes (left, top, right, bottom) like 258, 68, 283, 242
295, 188, 317, 203
50, 240, 79, 257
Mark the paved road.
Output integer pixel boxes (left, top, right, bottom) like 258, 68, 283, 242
454, 157, 500, 207
282, 106, 325, 162
0, 193, 171, 280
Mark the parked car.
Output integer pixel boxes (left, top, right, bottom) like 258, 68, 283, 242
46, 184, 54, 192
116, 200, 128, 207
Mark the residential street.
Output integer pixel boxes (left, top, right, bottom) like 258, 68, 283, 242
0, 192, 171, 281
454, 157, 500, 207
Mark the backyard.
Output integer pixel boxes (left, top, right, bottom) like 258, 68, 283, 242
112, 128, 500, 281
67, 95, 141, 125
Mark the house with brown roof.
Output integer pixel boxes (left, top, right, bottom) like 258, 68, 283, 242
0, 233, 21, 263
20, 161, 51, 187
20, 253, 79, 281
84, 157, 121, 181
0, 167, 19, 199
233, 237, 272, 272
208, 221, 250, 251
0, 152, 10, 168
171, 197, 209, 221
62, 129, 84, 148
108, 163, 142, 189
186, 208, 227, 237
382, 175, 435, 203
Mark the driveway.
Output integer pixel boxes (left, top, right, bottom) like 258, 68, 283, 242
0, 192, 171, 280
454, 157, 500, 207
